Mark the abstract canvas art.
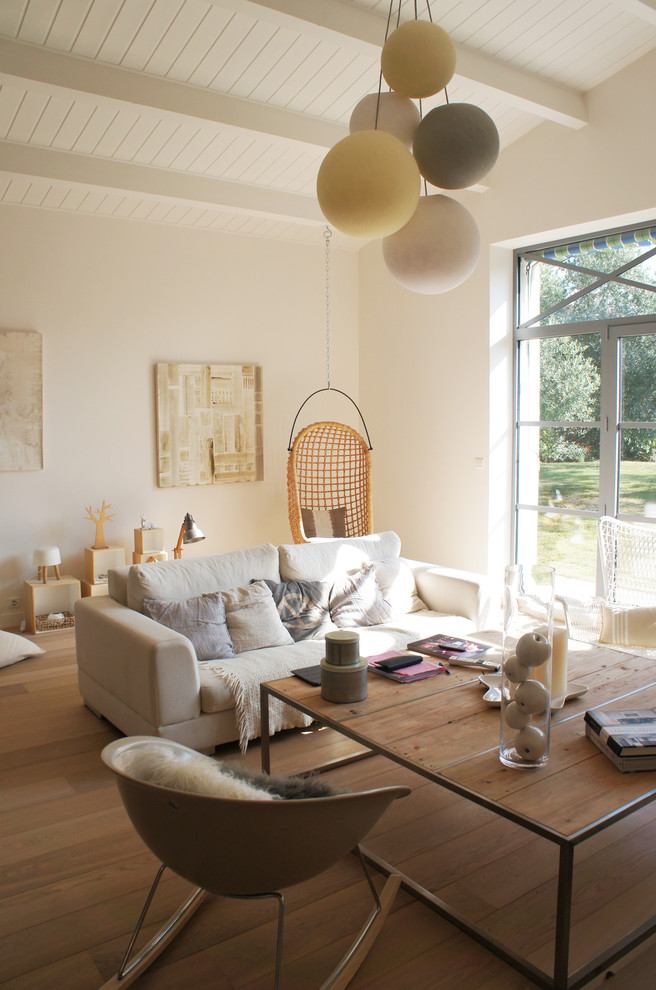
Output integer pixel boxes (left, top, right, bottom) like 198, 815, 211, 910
0, 330, 43, 471
156, 363, 263, 487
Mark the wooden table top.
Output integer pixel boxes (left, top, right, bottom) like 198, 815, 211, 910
264, 633, 656, 841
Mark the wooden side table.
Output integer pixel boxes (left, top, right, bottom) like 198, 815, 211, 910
24, 576, 81, 634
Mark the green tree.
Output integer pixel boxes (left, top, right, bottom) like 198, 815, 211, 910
539, 336, 599, 461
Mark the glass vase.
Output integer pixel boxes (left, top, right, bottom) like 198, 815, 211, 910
500, 563, 555, 769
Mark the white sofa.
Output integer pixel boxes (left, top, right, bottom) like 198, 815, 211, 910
75, 531, 492, 753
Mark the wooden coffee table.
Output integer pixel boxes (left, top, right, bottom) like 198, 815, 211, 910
260, 634, 656, 990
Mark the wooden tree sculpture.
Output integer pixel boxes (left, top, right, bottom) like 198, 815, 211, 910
85, 500, 114, 549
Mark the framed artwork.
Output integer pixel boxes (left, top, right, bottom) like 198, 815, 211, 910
156, 363, 263, 487
0, 330, 43, 471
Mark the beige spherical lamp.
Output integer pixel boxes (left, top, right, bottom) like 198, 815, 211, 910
349, 92, 421, 148
382, 194, 481, 294
413, 103, 500, 189
316, 130, 420, 239
381, 20, 456, 99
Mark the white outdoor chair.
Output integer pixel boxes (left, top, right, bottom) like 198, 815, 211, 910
560, 515, 656, 642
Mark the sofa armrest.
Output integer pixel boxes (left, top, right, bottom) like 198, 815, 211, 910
404, 558, 494, 628
75, 596, 201, 727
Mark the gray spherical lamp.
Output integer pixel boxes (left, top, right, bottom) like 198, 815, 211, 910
381, 20, 456, 99
413, 103, 500, 189
316, 129, 420, 239
349, 92, 421, 148
382, 194, 481, 294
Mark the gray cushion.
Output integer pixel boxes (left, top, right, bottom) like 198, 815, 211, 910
142, 591, 235, 662
329, 564, 393, 628
221, 581, 294, 652
262, 578, 332, 641
301, 507, 347, 538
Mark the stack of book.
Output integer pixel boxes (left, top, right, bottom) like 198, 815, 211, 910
584, 707, 656, 772
367, 650, 449, 683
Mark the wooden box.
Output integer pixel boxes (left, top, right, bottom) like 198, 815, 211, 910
134, 528, 165, 554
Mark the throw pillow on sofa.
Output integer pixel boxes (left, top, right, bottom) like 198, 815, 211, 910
142, 591, 236, 662
373, 557, 425, 616
261, 578, 332, 642
329, 564, 392, 628
221, 580, 294, 652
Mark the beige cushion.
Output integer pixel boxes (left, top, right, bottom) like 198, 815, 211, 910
279, 531, 401, 583
329, 564, 393, 628
301, 507, 347, 538
128, 543, 280, 612
373, 557, 424, 616
600, 603, 656, 647
222, 581, 294, 653
0, 629, 44, 669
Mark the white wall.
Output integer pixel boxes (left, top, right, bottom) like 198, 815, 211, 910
0, 209, 359, 626
360, 48, 656, 577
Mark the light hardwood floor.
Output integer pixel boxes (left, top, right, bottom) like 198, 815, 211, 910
2, 628, 656, 990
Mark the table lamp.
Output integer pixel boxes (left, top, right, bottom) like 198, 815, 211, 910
33, 546, 62, 583
173, 514, 205, 559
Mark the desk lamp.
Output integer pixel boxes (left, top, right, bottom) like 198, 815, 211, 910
173, 514, 205, 559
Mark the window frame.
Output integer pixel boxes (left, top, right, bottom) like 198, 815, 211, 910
512, 229, 656, 594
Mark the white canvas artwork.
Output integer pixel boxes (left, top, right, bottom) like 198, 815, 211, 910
0, 330, 43, 472
156, 363, 263, 487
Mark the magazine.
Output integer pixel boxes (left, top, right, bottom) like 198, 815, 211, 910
406, 634, 498, 669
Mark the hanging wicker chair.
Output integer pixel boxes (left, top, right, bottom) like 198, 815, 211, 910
287, 420, 373, 544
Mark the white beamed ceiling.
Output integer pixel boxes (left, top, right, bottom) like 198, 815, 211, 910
0, 0, 655, 246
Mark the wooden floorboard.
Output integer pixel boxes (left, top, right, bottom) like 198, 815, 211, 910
2, 628, 656, 989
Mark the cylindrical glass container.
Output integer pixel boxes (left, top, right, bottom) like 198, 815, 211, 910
500, 564, 555, 769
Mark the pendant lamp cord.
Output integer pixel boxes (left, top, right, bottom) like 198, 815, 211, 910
324, 225, 332, 389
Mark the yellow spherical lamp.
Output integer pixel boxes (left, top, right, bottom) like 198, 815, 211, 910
383, 195, 481, 294
381, 20, 456, 99
317, 130, 420, 239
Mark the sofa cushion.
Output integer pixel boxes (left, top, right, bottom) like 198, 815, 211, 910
329, 564, 393, 628
262, 578, 332, 641
142, 591, 236, 662
221, 581, 294, 653
373, 557, 425, 616
278, 531, 402, 583
128, 543, 280, 612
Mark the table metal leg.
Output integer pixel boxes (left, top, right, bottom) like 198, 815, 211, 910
260, 685, 270, 774
554, 843, 574, 989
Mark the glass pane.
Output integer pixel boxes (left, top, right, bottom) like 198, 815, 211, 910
517, 426, 600, 510
619, 432, 656, 517
516, 509, 597, 594
518, 334, 600, 422
621, 333, 656, 422
519, 237, 656, 326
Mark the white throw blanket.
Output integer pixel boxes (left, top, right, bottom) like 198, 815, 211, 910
205, 648, 321, 752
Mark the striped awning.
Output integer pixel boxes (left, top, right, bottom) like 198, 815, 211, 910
535, 226, 656, 261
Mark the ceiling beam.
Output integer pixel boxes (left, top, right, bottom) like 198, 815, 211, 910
223, 0, 588, 128
0, 140, 324, 223
610, 0, 656, 25
0, 37, 347, 150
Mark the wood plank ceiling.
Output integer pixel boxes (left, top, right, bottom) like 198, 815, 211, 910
0, 0, 655, 247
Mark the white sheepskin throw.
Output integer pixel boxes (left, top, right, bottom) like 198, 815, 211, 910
119, 744, 277, 800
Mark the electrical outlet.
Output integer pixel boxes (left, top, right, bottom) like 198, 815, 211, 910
7, 598, 19, 609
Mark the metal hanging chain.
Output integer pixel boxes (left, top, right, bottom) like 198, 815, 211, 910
324, 225, 332, 389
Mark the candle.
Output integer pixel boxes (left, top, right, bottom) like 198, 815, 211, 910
534, 624, 568, 702
551, 625, 569, 701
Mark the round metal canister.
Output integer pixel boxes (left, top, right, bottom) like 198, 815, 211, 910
324, 630, 360, 666
320, 657, 368, 703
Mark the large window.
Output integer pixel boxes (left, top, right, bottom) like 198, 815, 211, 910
514, 224, 656, 596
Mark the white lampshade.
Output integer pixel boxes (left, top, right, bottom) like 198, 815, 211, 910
382, 194, 481, 294
33, 546, 61, 567
349, 92, 420, 148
